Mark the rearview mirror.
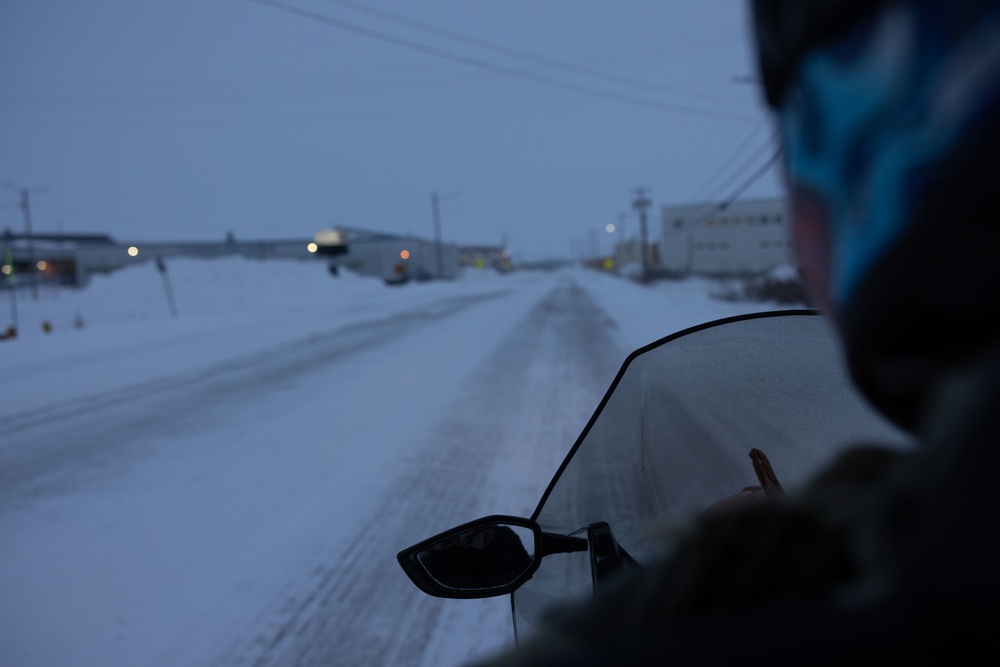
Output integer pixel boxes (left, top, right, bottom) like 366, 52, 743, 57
397, 515, 587, 599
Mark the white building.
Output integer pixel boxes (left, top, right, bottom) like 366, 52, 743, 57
315, 228, 461, 284
332, 235, 460, 284
658, 198, 793, 276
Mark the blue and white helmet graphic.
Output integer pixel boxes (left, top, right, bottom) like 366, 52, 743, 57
753, 0, 1000, 427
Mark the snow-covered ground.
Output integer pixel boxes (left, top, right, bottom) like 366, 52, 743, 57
0, 258, 798, 667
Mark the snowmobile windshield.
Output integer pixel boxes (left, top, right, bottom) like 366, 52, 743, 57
511, 311, 915, 638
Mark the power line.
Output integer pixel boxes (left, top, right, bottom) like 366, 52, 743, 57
0, 66, 748, 113
720, 148, 782, 204
692, 125, 777, 203
0, 65, 452, 93
0, 54, 752, 115
680, 148, 783, 232
318, 0, 753, 107
0, 59, 526, 108
248, 0, 759, 123
0, 87, 623, 127
1, 34, 745, 97
2, 8, 756, 117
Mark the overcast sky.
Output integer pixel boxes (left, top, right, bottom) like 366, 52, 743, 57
1, 0, 783, 261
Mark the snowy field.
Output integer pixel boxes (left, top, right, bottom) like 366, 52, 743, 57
0, 258, 798, 667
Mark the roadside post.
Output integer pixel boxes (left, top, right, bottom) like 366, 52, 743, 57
155, 256, 179, 318
2, 244, 16, 338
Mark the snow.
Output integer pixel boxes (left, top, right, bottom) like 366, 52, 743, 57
0, 258, 801, 667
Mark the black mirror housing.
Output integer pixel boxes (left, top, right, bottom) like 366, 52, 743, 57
397, 515, 586, 599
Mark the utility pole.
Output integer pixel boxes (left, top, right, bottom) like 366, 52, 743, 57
431, 192, 442, 279
632, 187, 652, 283
155, 256, 178, 318
2, 233, 17, 336
431, 191, 459, 279
4, 182, 48, 300
616, 211, 628, 265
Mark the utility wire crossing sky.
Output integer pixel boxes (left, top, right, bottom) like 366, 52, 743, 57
1, 0, 782, 260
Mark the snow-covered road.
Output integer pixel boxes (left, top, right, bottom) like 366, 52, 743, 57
1, 258, 793, 667
242, 276, 625, 667
2, 267, 655, 667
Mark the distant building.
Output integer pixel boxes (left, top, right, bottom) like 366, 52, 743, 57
1, 227, 464, 288
460, 245, 513, 272
658, 198, 793, 276
327, 230, 461, 284
0, 230, 321, 288
611, 238, 659, 276
1, 232, 116, 287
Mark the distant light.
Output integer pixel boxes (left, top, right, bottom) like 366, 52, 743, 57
1, 265, 11, 275
307, 242, 318, 253
606, 223, 616, 233
400, 249, 410, 259
36, 260, 48, 271
128, 246, 139, 257
501, 249, 510, 259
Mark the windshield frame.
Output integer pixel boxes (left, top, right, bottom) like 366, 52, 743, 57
527, 308, 821, 523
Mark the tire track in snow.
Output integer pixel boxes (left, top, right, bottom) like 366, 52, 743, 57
235, 276, 623, 667
0, 291, 507, 515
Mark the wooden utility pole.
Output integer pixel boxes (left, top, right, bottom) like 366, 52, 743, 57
4, 182, 48, 300
2, 237, 17, 335
155, 257, 178, 318
632, 187, 652, 283
431, 191, 459, 279
432, 192, 443, 279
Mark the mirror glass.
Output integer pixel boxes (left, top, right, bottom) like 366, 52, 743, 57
416, 522, 536, 591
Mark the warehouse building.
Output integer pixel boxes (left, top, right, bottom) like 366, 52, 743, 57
658, 198, 793, 276
1, 227, 462, 289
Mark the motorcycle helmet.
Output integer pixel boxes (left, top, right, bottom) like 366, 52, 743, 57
751, 0, 1000, 429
